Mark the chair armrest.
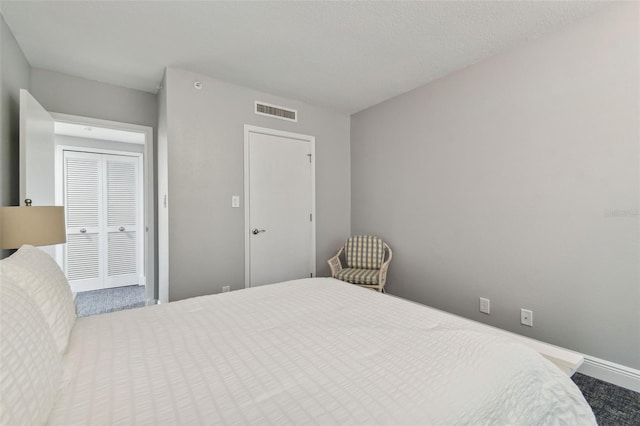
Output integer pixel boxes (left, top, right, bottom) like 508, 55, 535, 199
327, 246, 344, 277
379, 243, 393, 287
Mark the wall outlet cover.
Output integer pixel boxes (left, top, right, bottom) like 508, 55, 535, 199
521, 309, 533, 327
479, 297, 490, 314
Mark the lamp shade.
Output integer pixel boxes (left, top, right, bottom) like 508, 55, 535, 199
0, 205, 66, 249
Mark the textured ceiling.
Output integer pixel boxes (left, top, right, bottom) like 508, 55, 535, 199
0, 1, 608, 113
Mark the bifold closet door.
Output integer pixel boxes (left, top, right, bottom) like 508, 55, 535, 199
64, 152, 103, 292
63, 151, 141, 292
104, 156, 139, 288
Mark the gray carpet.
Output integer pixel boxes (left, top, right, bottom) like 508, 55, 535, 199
75, 285, 146, 317
75, 289, 639, 424
572, 373, 640, 425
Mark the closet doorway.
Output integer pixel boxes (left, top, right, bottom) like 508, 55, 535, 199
52, 113, 154, 301
62, 150, 143, 292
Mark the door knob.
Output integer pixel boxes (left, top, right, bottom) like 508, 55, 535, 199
251, 228, 266, 235
80, 228, 86, 233
119, 226, 125, 231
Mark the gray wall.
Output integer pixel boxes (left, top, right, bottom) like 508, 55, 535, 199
30, 68, 157, 129
0, 14, 31, 258
351, 3, 639, 369
164, 68, 351, 301
55, 134, 145, 155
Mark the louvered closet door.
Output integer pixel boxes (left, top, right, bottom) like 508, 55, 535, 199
64, 152, 103, 292
63, 151, 141, 292
104, 156, 139, 288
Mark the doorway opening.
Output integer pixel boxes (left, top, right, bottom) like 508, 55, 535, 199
20, 90, 155, 316
52, 114, 155, 314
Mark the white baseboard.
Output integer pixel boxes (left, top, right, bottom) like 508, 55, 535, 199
578, 355, 640, 393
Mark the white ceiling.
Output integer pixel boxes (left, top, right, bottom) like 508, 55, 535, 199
0, 1, 608, 113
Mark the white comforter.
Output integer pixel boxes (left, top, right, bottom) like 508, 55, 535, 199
50, 278, 595, 425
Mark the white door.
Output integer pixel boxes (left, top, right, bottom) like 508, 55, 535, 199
19, 90, 57, 260
64, 152, 102, 291
104, 156, 140, 288
63, 150, 142, 292
19, 90, 55, 206
245, 126, 315, 287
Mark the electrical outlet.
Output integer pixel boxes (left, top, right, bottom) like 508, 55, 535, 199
479, 297, 490, 314
222, 286, 230, 293
521, 309, 533, 327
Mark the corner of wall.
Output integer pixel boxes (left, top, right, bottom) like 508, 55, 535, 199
1, 14, 31, 258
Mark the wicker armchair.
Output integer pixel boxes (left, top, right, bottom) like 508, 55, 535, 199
327, 235, 392, 293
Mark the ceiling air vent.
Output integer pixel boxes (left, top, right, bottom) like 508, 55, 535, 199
255, 101, 297, 122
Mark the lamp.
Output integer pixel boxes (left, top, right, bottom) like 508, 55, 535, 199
0, 199, 66, 249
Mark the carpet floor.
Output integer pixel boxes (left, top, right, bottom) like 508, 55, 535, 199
75, 285, 146, 317
572, 373, 640, 425
75, 288, 639, 424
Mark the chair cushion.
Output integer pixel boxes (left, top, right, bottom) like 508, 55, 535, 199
345, 235, 384, 270
335, 268, 380, 285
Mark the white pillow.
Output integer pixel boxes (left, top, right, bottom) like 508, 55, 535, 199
1, 245, 76, 354
0, 275, 62, 425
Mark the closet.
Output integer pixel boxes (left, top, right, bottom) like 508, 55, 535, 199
63, 150, 142, 292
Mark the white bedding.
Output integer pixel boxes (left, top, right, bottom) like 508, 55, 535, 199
50, 278, 595, 425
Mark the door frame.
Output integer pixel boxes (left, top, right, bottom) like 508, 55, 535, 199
52, 113, 154, 298
243, 125, 316, 288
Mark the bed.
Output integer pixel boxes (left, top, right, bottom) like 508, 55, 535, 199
1, 245, 596, 425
